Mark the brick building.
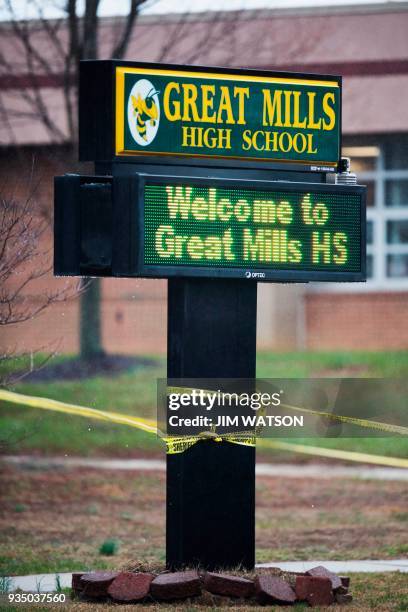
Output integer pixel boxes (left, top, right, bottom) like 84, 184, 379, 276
1, 1, 407, 355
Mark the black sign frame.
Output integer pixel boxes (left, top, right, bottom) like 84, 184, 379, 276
79, 59, 342, 174
130, 174, 366, 283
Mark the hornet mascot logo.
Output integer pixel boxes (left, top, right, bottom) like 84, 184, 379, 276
127, 79, 160, 147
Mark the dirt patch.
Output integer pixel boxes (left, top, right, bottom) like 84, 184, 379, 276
22, 355, 157, 382
0, 464, 407, 577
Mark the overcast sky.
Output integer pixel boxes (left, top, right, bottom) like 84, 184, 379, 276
1, 0, 407, 20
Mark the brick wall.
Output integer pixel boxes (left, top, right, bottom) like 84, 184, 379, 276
0, 146, 168, 357
2, 145, 408, 355
101, 279, 167, 354
305, 292, 408, 350
0, 278, 168, 357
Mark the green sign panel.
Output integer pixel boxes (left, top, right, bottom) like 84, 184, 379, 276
116, 65, 341, 167
140, 177, 365, 282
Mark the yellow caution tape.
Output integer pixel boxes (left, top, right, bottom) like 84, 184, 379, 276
257, 439, 408, 469
280, 402, 408, 436
167, 386, 408, 436
164, 432, 256, 455
1, 389, 407, 468
0, 389, 254, 453
0, 389, 157, 435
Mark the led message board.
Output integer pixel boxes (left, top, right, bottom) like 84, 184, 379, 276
137, 176, 365, 282
79, 61, 341, 171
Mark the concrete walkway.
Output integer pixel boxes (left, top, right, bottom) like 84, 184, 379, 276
257, 559, 408, 573
6, 560, 408, 592
3, 455, 408, 481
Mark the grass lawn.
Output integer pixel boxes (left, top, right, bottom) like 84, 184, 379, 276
1, 464, 407, 577
0, 350, 407, 459
0, 464, 407, 610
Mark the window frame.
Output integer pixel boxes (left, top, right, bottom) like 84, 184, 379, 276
310, 138, 408, 293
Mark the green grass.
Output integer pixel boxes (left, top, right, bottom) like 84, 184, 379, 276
0, 554, 107, 577
0, 355, 165, 456
0, 350, 407, 459
258, 349, 408, 378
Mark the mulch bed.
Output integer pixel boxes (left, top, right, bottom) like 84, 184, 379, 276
22, 354, 156, 382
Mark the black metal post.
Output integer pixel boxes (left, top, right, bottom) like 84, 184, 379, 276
166, 278, 257, 570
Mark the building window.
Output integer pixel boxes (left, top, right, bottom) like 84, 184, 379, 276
343, 137, 408, 290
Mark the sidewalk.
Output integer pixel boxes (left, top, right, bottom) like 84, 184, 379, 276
7, 560, 408, 592
3, 455, 408, 481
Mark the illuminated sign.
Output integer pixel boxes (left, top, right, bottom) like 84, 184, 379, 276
115, 64, 340, 167
138, 176, 366, 282
78, 61, 341, 169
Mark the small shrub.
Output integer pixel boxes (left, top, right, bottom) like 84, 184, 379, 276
99, 539, 119, 556
14, 504, 27, 513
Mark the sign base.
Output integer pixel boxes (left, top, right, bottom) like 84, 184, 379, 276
166, 278, 257, 569
167, 440, 255, 570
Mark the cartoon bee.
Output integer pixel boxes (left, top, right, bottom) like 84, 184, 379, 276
131, 88, 160, 141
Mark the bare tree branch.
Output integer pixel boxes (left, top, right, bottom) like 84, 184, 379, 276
31, 0, 66, 61
5, 0, 62, 76
0, 191, 81, 329
67, 0, 80, 64
154, 11, 192, 63
82, 0, 100, 60
111, 0, 144, 59
0, 347, 57, 386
